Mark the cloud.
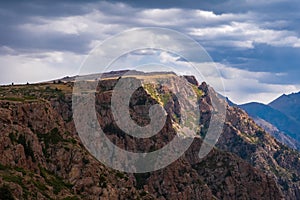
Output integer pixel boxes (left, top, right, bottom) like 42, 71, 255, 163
155, 52, 300, 104
213, 64, 300, 104
2, 1, 299, 55
189, 22, 300, 48
0, 0, 300, 104
0, 50, 82, 85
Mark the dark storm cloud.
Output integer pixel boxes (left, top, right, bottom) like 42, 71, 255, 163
0, 27, 92, 54
0, 1, 92, 54
108, 0, 299, 17
0, 1, 90, 18
1, 0, 300, 103
208, 43, 300, 85
1, 0, 299, 54
106, 0, 227, 10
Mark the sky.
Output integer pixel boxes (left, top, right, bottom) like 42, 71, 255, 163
0, 0, 300, 104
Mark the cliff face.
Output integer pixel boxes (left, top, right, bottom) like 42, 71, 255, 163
0, 73, 297, 199
197, 82, 300, 199
0, 100, 145, 199
213, 106, 300, 199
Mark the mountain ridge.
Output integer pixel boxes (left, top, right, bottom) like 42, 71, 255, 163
269, 91, 300, 123
236, 92, 300, 150
0, 71, 299, 199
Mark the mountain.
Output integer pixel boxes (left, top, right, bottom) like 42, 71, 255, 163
254, 118, 300, 150
238, 91, 300, 150
0, 71, 300, 199
225, 97, 236, 107
239, 102, 300, 141
269, 92, 300, 123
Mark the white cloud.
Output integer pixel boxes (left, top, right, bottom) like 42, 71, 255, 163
159, 51, 181, 63
16, 2, 300, 51
2, 1, 300, 104
156, 52, 300, 104
0, 46, 16, 55
189, 22, 300, 48
21, 16, 88, 35
213, 64, 300, 104
0, 51, 82, 84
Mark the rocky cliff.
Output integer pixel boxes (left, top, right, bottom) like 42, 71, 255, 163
0, 72, 298, 199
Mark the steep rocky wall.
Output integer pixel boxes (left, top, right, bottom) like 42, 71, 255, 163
0, 76, 295, 199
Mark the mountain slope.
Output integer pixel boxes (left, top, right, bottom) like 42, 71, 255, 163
0, 72, 299, 199
239, 102, 300, 146
269, 92, 300, 123
198, 85, 300, 199
254, 118, 300, 150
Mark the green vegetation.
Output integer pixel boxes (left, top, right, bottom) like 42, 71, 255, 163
2, 174, 24, 188
82, 157, 90, 165
0, 97, 26, 102
37, 128, 78, 158
0, 163, 27, 176
0, 82, 72, 103
0, 163, 8, 170
116, 171, 126, 179
143, 83, 172, 106
39, 166, 73, 195
0, 95, 38, 102
1, 163, 73, 198
8, 133, 17, 143
172, 113, 180, 123
37, 128, 64, 148
240, 132, 259, 144
15, 167, 27, 176
62, 196, 80, 200
65, 137, 77, 145
52, 177, 71, 194
140, 190, 148, 197
133, 173, 150, 190
143, 83, 161, 103
99, 174, 107, 188
143, 83, 203, 108
191, 85, 204, 99
160, 92, 172, 106
0, 165, 30, 199
33, 180, 47, 191
0, 185, 14, 200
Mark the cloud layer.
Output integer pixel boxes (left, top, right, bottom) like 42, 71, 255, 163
0, 0, 299, 104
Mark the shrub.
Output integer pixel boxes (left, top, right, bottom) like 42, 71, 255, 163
0, 185, 14, 200
17, 135, 36, 162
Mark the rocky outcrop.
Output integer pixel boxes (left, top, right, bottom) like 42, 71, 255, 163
210, 95, 300, 199
0, 72, 297, 199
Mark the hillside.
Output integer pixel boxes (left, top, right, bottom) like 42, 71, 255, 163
0, 71, 299, 199
239, 102, 300, 144
269, 92, 300, 123
254, 118, 300, 150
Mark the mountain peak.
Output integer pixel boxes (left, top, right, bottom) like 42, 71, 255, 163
269, 90, 300, 123
1, 70, 300, 199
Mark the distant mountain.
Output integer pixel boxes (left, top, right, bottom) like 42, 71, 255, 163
239, 102, 300, 140
254, 117, 300, 150
235, 91, 300, 152
269, 92, 300, 122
